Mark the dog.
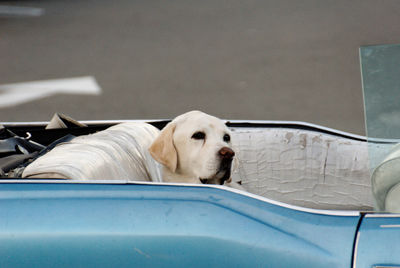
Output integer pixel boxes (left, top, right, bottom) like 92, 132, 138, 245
22, 111, 240, 188
149, 111, 236, 186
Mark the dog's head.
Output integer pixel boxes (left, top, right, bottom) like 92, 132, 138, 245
149, 111, 235, 185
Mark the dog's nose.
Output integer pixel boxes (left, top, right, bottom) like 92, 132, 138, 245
218, 147, 235, 159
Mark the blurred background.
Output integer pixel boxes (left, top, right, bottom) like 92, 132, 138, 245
1, 0, 400, 135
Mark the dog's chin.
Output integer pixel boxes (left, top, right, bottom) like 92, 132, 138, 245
200, 169, 232, 185
199, 158, 234, 185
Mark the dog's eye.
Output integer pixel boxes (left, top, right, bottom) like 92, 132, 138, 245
192, 131, 206, 140
223, 134, 231, 142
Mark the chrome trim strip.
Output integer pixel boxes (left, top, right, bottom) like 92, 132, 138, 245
380, 225, 400, 228
227, 119, 368, 141
0, 119, 167, 127
353, 231, 361, 268
3, 119, 397, 143
365, 214, 400, 218
1, 119, 372, 142
0, 179, 360, 217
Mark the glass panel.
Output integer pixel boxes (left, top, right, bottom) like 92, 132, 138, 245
360, 44, 400, 170
361, 44, 400, 140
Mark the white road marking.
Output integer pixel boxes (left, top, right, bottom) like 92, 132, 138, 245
0, 5, 44, 17
0, 76, 102, 108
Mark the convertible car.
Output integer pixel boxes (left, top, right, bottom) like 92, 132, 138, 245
0, 116, 399, 268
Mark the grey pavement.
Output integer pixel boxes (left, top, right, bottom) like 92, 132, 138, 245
1, 0, 400, 135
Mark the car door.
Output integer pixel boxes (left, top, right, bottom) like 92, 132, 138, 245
0, 181, 360, 268
354, 213, 400, 268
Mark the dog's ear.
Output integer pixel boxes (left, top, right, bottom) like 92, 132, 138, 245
149, 122, 178, 173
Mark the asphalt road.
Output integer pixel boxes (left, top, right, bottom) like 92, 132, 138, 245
1, 0, 400, 135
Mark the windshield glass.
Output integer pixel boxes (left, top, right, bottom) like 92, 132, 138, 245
360, 43, 400, 169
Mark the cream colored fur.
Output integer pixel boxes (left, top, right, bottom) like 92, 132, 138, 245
149, 111, 238, 186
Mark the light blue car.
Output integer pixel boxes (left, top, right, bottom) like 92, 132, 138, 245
0, 118, 398, 268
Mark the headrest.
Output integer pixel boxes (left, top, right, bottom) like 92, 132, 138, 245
372, 143, 400, 211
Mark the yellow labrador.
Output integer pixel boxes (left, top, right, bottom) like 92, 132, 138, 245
149, 111, 236, 185
23, 111, 239, 188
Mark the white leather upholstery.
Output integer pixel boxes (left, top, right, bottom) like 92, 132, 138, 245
23, 124, 388, 211
230, 128, 380, 210
371, 143, 400, 212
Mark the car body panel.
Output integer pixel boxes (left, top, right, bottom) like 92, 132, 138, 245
354, 214, 400, 268
0, 181, 360, 268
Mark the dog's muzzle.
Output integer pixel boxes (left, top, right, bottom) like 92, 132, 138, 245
200, 147, 235, 185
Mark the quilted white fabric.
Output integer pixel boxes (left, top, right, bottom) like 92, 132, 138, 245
22, 123, 162, 182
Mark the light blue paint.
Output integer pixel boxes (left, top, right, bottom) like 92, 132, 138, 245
0, 182, 359, 267
355, 215, 400, 268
